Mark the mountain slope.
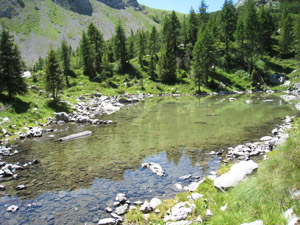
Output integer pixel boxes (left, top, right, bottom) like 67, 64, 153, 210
0, 0, 169, 65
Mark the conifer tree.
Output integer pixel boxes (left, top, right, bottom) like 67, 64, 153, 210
279, 10, 294, 57
188, 8, 199, 45
0, 26, 27, 98
198, 0, 209, 27
169, 11, 181, 54
235, 16, 245, 65
128, 29, 135, 60
221, 0, 237, 69
114, 22, 127, 71
87, 23, 104, 73
138, 31, 145, 67
45, 48, 64, 102
60, 39, 71, 87
244, 0, 259, 72
148, 26, 157, 56
158, 15, 177, 84
294, 15, 300, 60
192, 26, 215, 93
80, 31, 95, 77
257, 6, 274, 54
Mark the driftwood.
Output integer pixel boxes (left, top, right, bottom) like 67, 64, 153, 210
58, 131, 92, 142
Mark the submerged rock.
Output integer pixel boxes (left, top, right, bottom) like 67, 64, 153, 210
142, 162, 165, 177
98, 218, 116, 225
214, 160, 258, 191
6, 205, 19, 212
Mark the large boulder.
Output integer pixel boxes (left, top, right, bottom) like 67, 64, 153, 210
98, 218, 116, 225
55, 112, 70, 122
164, 202, 195, 222
214, 160, 258, 191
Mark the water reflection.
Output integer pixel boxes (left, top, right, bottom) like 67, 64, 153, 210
0, 94, 298, 224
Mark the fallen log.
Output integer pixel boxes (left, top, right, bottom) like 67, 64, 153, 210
58, 131, 92, 142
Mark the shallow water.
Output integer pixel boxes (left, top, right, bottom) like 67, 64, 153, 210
0, 94, 298, 224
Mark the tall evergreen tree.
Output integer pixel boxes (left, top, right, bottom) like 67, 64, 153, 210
45, 48, 64, 102
80, 31, 95, 77
279, 11, 294, 57
294, 15, 300, 60
169, 11, 181, 54
192, 26, 215, 92
60, 39, 71, 87
244, 0, 259, 72
114, 22, 127, 71
158, 15, 177, 84
0, 27, 27, 98
87, 23, 104, 73
148, 26, 158, 56
235, 15, 245, 65
198, 0, 209, 27
128, 29, 135, 60
138, 31, 145, 67
221, 0, 237, 69
188, 8, 199, 45
257, 6, 274, 54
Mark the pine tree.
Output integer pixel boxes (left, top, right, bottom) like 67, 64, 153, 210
138, 31, 145, 67
0, 26, 27, 98
60, 39, 71, 87
235, 16, 245, 65
45, 48, 64, 102
169, 11, 181, 54
198, 0, 209, 27
114, 22, 127, 71
192, 26, 215, 93
188, 8, 199, 45
80, 31, 95, 77
87, 23, 104, 73
158, 15, 177, 84
279, 10, 294, 57
295, 15, 300, 61
128, 29, 135, 60
244, 0, 259, 72
148, 26, 157, 56
257, 6, 274, 54
221, 0, 237, 69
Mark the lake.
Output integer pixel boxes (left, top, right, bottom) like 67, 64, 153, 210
0, 94, 298, 224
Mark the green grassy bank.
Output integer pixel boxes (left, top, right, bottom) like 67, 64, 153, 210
125, 119, 300, 224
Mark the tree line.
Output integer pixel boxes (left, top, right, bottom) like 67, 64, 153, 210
1, 0, 300, 100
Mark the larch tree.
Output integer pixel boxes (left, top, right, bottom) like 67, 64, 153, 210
87, 23, 104, 73
114, 22, 127, 72
80, 31, 95, 77
221, 0, 237, 69
45, 48, 64, 103
192, 25, 215, 93
0, 26, 27, 98
60, 39, 71, 87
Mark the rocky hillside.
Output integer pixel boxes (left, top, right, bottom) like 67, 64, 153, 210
0, 0, 168, 65
235, 0, 279, 8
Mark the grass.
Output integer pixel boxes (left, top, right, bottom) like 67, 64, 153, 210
125, 118, 300, 224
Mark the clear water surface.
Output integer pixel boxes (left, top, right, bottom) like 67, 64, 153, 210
0, 94, 298, 224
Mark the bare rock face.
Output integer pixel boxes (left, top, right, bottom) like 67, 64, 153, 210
53, 0, 93, 16
0, 0, 19, 18
96, 0, 139, 9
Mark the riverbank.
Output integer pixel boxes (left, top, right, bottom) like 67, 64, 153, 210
124, 116, 300, 224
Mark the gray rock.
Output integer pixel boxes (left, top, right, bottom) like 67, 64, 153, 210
191, 193, 203, 201
98, 218, 116, 225
134, 201, 143, 205
184, 178, 205, 192
166, 221, 192, 225
115, 204, 128, 215
105, 207, 113, 213
164, 202, 195, 222
142, 162, 165, 177
57, 120, 65, 125
140, 201, 153, 214
150, 198, 162, 209
214, 160, 259, 191
15, 185, 26, 190
55, 112, 70, 122
6, 205, 18, 212
0, 184, 5, 191
116, 193, 127, 204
